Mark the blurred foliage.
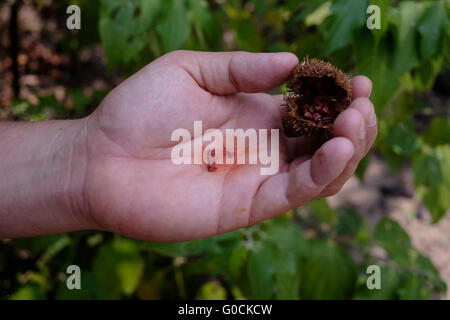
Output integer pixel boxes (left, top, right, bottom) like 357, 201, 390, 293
2, 0, 449, 300
2, 213, 446, 300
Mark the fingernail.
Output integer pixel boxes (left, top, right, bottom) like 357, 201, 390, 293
368, 110, 377, 127
359, 124, 366, 140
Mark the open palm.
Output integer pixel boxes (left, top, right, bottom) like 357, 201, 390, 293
82, 51, 376, 241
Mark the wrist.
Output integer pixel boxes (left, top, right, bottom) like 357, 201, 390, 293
42, 117, 93, 233
0, 117, 93, 238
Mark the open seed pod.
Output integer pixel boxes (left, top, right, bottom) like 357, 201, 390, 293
281, 57, 352, 141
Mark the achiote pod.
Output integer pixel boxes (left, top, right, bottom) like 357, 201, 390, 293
281, 57, 352, 141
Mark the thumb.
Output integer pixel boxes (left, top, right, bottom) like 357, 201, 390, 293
162, 50, 299, 95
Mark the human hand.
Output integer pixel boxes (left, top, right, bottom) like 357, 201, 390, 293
77, 50, 376, 241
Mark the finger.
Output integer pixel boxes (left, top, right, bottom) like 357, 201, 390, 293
348, 97, 377, 153
249, 137, 354, 224
351, 75, 372, 100
315, 107, 365, 196
334, 106, 367, 159
318, 98, 377, 197
163, 50, 299, 95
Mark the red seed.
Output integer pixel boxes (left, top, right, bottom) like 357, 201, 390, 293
313, 112, 321, 121
304, 111, 312, 119
309, 106, 315, 113
314, 105, 322, 111
207, 148, 217, 172
322, 106, 329, 114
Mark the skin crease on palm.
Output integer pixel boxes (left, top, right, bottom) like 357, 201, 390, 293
0, 50, 377, 242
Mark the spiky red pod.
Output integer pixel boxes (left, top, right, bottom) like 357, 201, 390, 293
281, 57, 352, 141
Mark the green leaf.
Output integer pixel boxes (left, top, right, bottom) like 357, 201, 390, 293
383, 91, 419, 123
384, 120, 422, 157
392, 1, 424, 75
294, 0, 329, 21
355, 266, 400, 300
305, 1, 332, 27
99, 0, 147, 68
421, 182, 450, 223
422, 117, 450, 147
375, 218, 446, 290
223, 4, 264, 52
398, 274, 432, 300
413, 153, 443, 188
36, 235, 71, 269
324, 0, 369, 53
92, 237, 144, 298
56, 272, 106, 300
376, 120, 407, 171
299, 240, 357, 299
69, 89, 89, 112
139, 0, 161, 32
413, 146, 450, 222
307, 198, 338, 225
12, 234, 64, 256
355, 153, 370, 180
261, 218, 305, 254
247, 243, 275, 299
76, 0, 101, 47
188, 0, 208, 47
195, 281, 227, 300
265, 7, 291, 31
418, 1, 447, 59
336, 208, 364, 236
272, 248, 299, 299
234, 18, 264, 52
229, 244, 248, 281
9, 283, 46, 300
412, 55, 445, 91
291, 32, 325, 62
252, 0, 278, 15
369, 0, 389, 44
415, 254, 447, 292
188, 0, 219, 49
156, 0, 191, 53
374, 218, 413, 266
355, 34, 400, 110
143, 238, 216, 258
135, 269, 167, 300
187, 251, 231, 276
258, 219, 304, 299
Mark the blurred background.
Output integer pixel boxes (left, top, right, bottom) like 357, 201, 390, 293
0, 0, 449, 300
